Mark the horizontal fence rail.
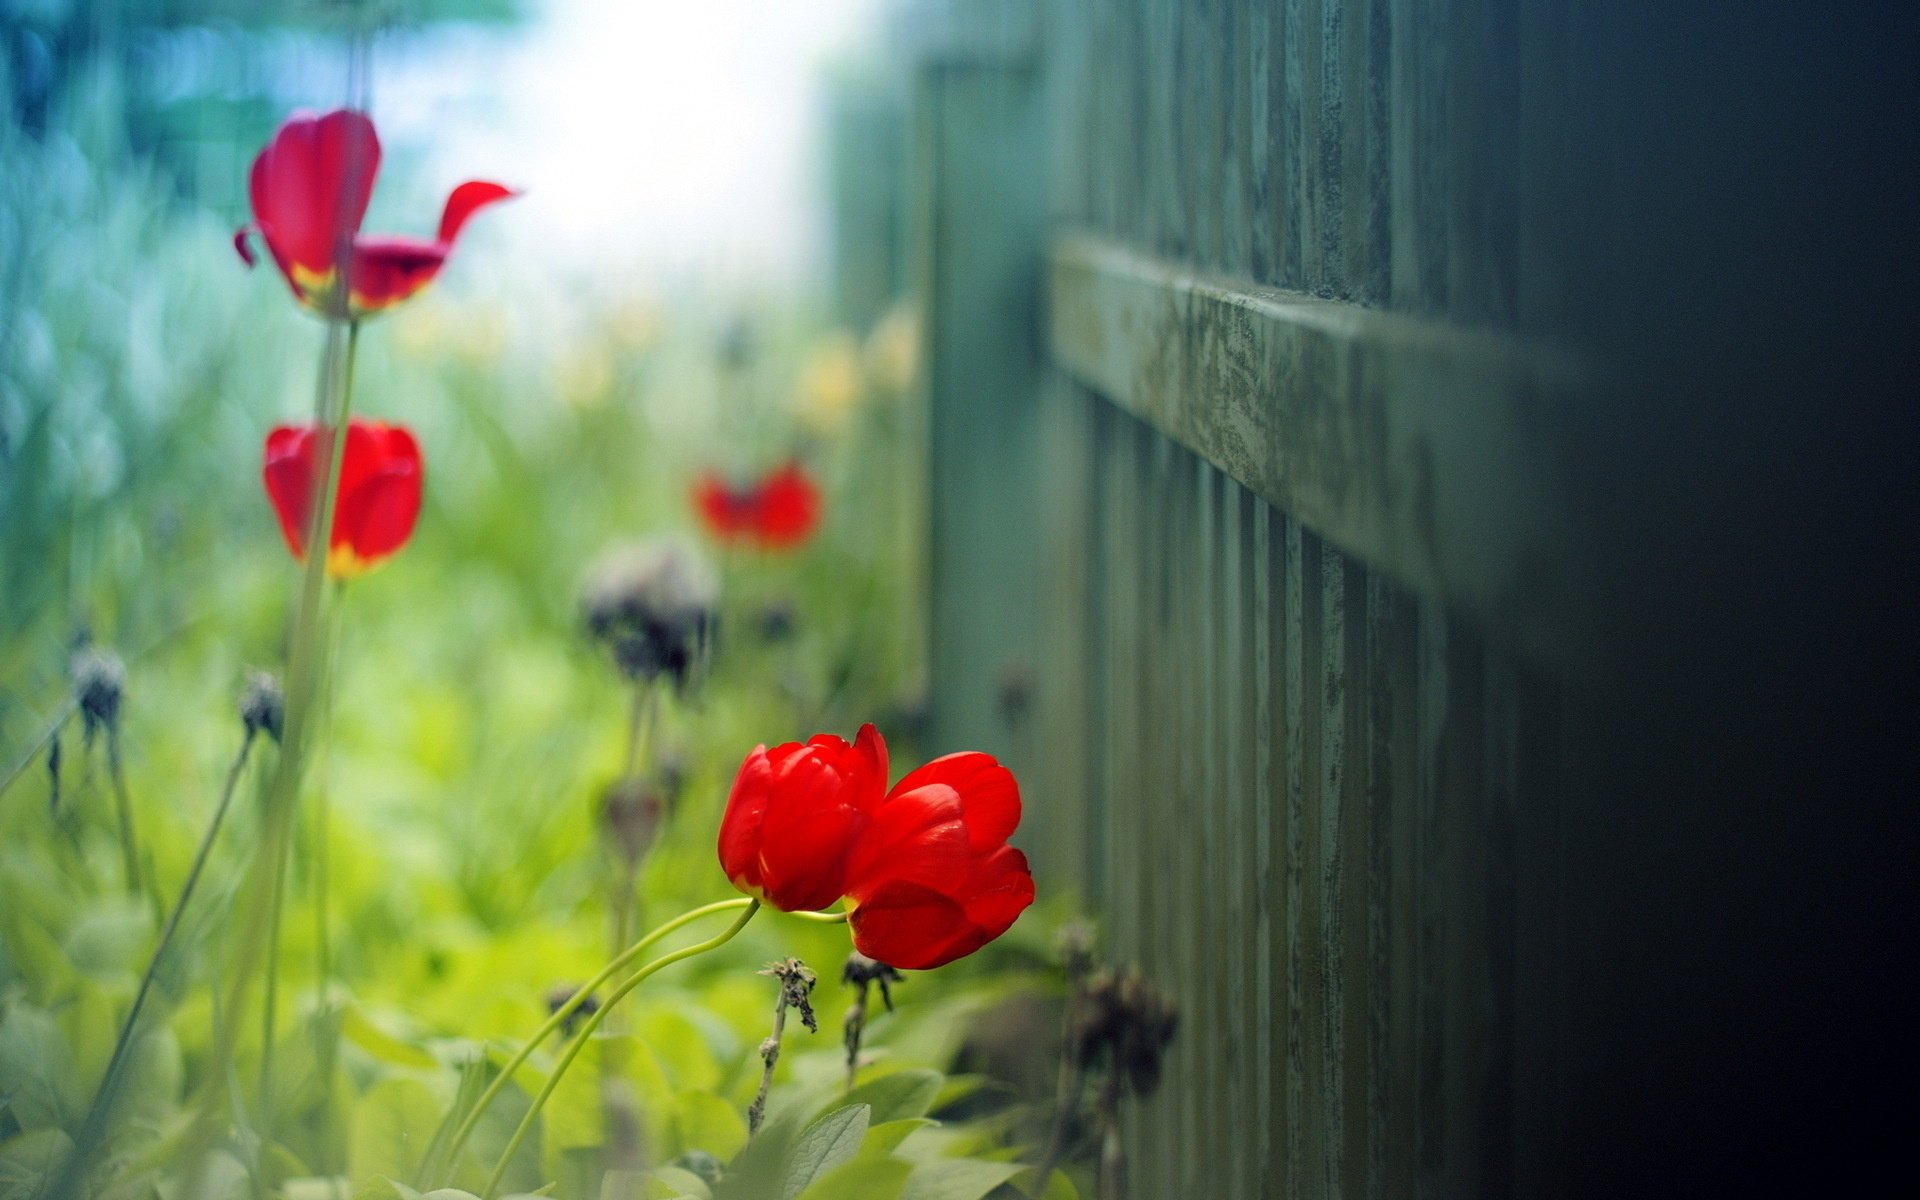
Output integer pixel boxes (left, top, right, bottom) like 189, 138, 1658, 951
1048, 233, 1595, 674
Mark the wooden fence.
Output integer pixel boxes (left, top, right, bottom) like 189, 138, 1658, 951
823, 1, 1853, 1194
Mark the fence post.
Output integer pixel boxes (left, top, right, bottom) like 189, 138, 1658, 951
903, 2, 1047, 780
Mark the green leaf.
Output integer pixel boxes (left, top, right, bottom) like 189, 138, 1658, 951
642, 1166, 711, 1200
863, 1119, 936, 1158
348, 1077, 445, 1187
0, 1129, 73, 1200
792, 1156, 912, 1200
671, 1092, 747, 1163
0, 1004, 77, 1129
825, 1070, 942, 1126
351, 1179, 422, 1200
898, 1159, 1025, 1200
157, 1149, 251, 1200
779, 1104, 870, 1200
342, 1005, 442, 1071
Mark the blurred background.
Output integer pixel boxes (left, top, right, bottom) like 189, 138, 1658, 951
2, 0, 1914, 1197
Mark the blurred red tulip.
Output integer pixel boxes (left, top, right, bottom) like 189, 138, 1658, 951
234, 109, 515, 317
716, 724, 1035, 969
693, 461, 822, 550
262, 419, 423, 579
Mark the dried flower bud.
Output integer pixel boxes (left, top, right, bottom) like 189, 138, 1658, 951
601, 777, 664, 866
239, 671, 285, 742
760, 957, 819, 1033
69, 646, 125, 741
1070, 966, 1179, 1097
580, 540, 719, 691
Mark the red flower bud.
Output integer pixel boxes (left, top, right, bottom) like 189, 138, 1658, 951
262, 419, 423, 579
234, 109, 514, 317
693, 461, 822, 550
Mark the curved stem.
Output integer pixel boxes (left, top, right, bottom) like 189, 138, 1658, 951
437, 897, 751, 1181
790, 908, 850, 924
481, 901, 762, 1199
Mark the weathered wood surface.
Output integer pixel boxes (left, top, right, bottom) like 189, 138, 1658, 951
889, 0, 1595, 1194
1049, 233, 1594, 671
1029, 388, 1567, 1197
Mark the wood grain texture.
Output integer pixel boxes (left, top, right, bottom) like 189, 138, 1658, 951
1049, 232, 1594, 672
885, 0, 1583, 1194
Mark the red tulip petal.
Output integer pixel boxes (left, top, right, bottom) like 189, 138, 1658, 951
852, 723, 889, 812
249, 109, 380, 289
718, 746, 775, 895
754, 464, 821, 548
889, 751, 1021, 852
960, 845, 1036, 932
234, 224, 259, 268
843, 782, 968, 898
330, 422, 422, 572
262, 425, 318, 557
348, 235, 449, 314
438, 180, 518, 244
848, 881, 989, 971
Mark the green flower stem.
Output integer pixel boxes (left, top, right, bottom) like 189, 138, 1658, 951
439, 897, 749, 1181
105, 722, 142, 898
54, 729, 259, 1199
481, 900, 763, 1199
208, 316, 359, 1144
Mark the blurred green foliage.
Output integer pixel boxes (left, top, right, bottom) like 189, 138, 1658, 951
0, 39, 1076, 1200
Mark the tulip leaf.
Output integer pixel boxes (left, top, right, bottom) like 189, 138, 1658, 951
779, 1103, 871, 1200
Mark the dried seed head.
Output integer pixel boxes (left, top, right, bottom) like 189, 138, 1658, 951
69, 646, 125, 740
755, 599, 797, 644
654, 745, 688, 809
1070, 966, 1179, 1096
601, 777, 665, 866
239, 671, 285, 743
842, 952, 904, 1011
760, 957, 819, 1032
580, 540, 719, 691
1056, 919, 1098, 984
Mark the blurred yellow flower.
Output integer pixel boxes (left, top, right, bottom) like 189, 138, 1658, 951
864, 301, 921, 399
795, 331, 864, 434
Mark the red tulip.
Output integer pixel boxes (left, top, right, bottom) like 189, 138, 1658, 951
262, 419, 423, 579
234, 109, 515, 317
693, 462, 822, 550
715, 724, 1035, 969
843, 750, 1035, 970
717, 725, 887, 912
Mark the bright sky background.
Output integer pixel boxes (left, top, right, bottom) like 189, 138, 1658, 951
375, 0, 886, 289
